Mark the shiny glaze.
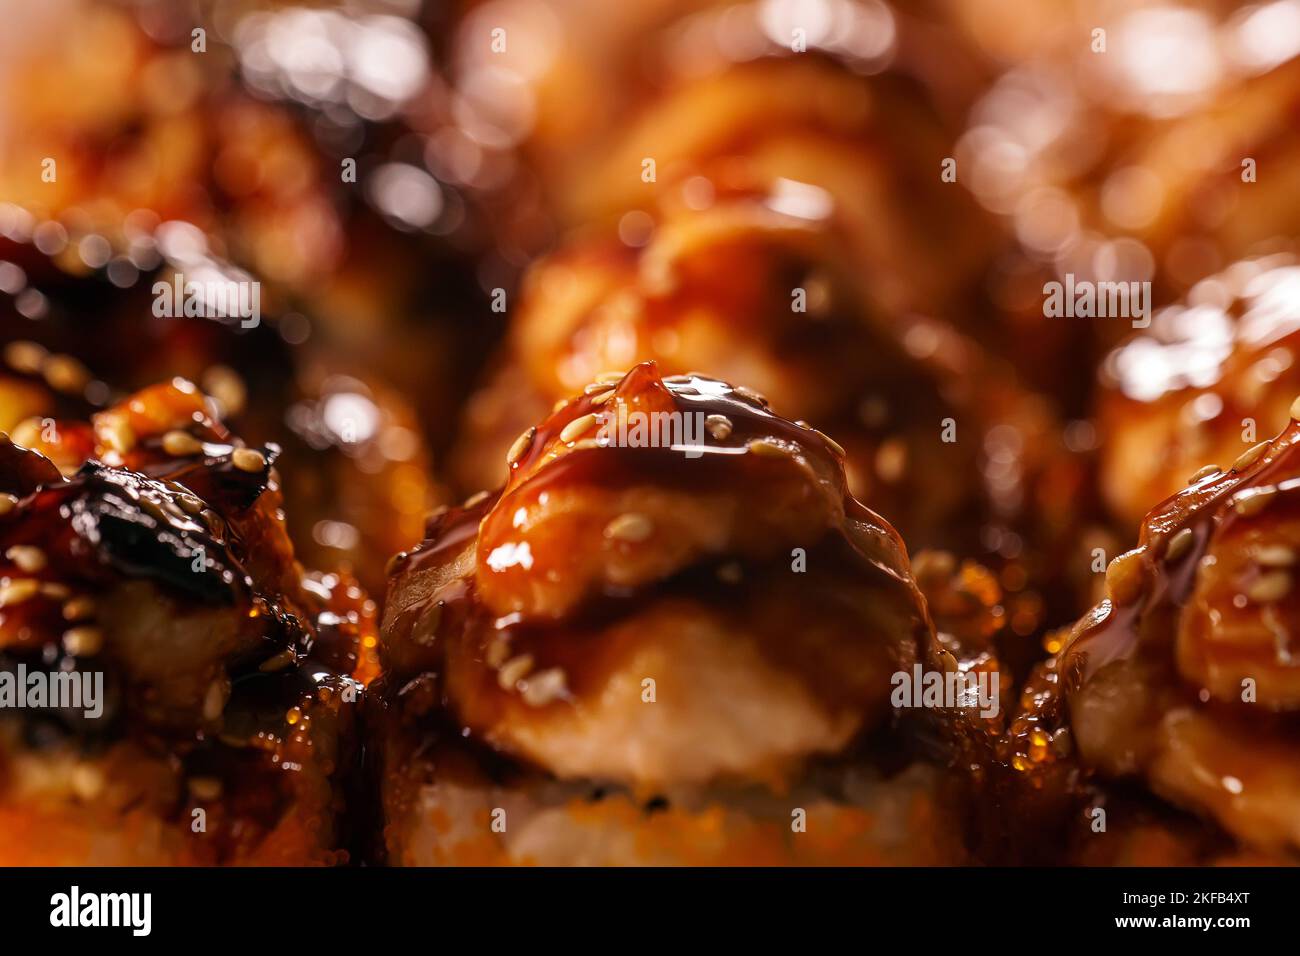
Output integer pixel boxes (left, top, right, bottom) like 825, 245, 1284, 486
1008, 412, 1300, 860
0, 381, 376, 862
384, 363, 946, 785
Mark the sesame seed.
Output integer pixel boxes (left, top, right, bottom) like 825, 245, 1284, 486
39, 582, 69, 600
1290, 394, 1300, 421
162, 430, 203, 457
604, 512, 654, 542
497, 654, 535, 690
99, 415, 136, 454
552, 399, 568, 413
1189, 464, 1220, 484
62, 626, 103, 656
202, 366, 247, 418
733, 385, 769, 407
876, 439, 908, 482
178, 494, 204, 515
62, 595, 96, 622
560, 413, 598, 443
0, 579, 39, 607
705, 414, 732, 440
1234, 487, 1277, 517
590, 390, 614, 405
188, 777, 223, 801
571, 438, 603, 451
816, 429, 846, 458
4, 340, 47, 374
594, 371, 626, 385
1256, 545, 1297, 567
203, 679, 229, 721
584, 382, 615, 396
936, 648, 959, 674
231, 447, 266, 473
463, 490, 491, 509
71, 765, 104, 801
1232, 441, 1269, 472
43, 354, 90, 394
0, 493, 17, 516
747, 438, 790, 458
486, 634, 511, 669
507, 427, 536, 466
520, 667, 568, 707
1165, 528, 1194, 562
912, 549, 956, 581
1248, 571, 1292, 603
258, 648, 296, 672
413, 601, 442, 646
1105, 549, 1146, 606
5, 545, 45, 573
10, 418, 42, 448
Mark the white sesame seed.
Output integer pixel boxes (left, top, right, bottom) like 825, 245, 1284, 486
71, 765, 104, 801
63, 626, 104, 656
520, 667, 568, 707
1234, 487, 1277, 516
747, 438, 789, 458
5, 545, 45, 573
560, 413, 598, 443
705, 414, 732, 440
816, 429, 846, 458
258, 648, 296, 672
1256, 545, 1297, 567
203, 679, 229, 721
1248, 571, 1292, 603
62, 595, 97, 622
1165, 528, 1194, 562
498, 654, 535, 690
604, 512, 654, 542
463, 490, 491, 509
43, 354, 90, 394
162, 430, 203, 457
98, 414, 136, 454
1189, 464, 1221, 484
0, 579, 39, 607
4, 340, 47, 374
188, 777, 223, 801
231, 447, 266, 473
1106, 549, 1146, 606
1233, 441, 1269, 472
507, 427, 536, 466
0, 493, 17, 516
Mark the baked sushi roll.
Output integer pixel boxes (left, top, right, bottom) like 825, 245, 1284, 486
378, 362, 1000, 865
1006, 405, 1300, 864
454, 179, 1073, 566
0, 233, 444, 598
0, 378, 376, 864
1097, 254, 1300, 530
